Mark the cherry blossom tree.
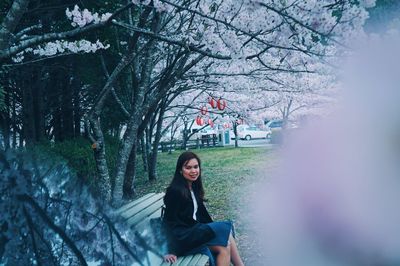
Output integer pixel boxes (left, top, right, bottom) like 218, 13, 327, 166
1, 0, 376, 202
125, 0, 375, 195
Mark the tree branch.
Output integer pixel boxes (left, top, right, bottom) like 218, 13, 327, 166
99, 54, 130, 118
256, 2, 347, 47
0, 0, 31, 54
22, 206, 43, 266
112, 20, 269, 60
0, 3, 135, 60
159, 0, 325, 57
102, 215, 145, 266
17, 194, 88, 266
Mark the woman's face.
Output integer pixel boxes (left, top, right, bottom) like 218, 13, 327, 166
182, 158, 200, 184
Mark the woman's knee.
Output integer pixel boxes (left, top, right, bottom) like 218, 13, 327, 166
209, 245, 230, 256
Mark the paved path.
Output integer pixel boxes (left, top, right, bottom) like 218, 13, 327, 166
226, 138, 277, 148
229, 147, 278, 266
237, 139, 275, 148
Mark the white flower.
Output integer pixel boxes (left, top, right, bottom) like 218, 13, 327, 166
65, 8, 72, 19
82, 9, 94, 24
92, 13, 100, 23
101, 13, 112, 22
65, 5, 112, 27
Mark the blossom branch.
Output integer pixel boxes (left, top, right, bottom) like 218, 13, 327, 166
256, 2, 347, 47
158, 0, 325, 57
0, 2, 134, 60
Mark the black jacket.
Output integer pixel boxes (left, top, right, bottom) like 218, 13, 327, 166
163, 186, 215, 255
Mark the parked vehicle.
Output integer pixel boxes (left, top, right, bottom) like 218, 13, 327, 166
197, 125, 217, 137
266, 119, 284, 131
237, 125, 271, 140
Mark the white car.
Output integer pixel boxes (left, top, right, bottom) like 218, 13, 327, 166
237, 125, 271, 140
197, 126, 217, 137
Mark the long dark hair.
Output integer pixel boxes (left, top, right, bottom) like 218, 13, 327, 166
168, 151, 205, 200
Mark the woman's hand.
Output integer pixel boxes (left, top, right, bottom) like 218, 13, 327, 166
163, 254, 177, 264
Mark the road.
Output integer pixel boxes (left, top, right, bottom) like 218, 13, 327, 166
231, 138, 275, 148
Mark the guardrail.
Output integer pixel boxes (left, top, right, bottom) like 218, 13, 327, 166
158, 135, 220, 152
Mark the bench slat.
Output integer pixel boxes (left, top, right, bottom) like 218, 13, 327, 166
159, 254, 209, 266
176, 256, 191, 265
172, 256, 189, 265
126, 198, 165, 227
190, 254, 209, 266
121, 193, 163, 216
148, 208, 162, 219
132, 208, 164, 229
189, 254, 204, 265
121, 193, 164, 220
195, 254, 210, 265
115, 192, 156, 214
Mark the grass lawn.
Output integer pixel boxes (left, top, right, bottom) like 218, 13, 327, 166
133, 146, 278, 264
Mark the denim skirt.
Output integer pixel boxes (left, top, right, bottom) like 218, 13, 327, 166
205, 221, 234, 246
184, 221, 234, 266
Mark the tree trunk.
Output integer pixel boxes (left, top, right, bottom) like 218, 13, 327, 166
11, 88, 17, 148
182, 121, 189, 150
233, 122, 239, 148
123, 139, 138, 199
2, 82, 11, 149
89, 118, 112, 201
140, 134, 148, 172
51, 72, 63, 142
145, 126, 152, 171
0, 115, 5, 150
62, 69, 74, 140
115, 22, 160, 200
148, 101, 166, 181
73, 85, 81, 137
148, 149, 158, 181
113, 120, 139, 201
33, 71, 45, 142
22, 74, 36, 145
87, 24, 152, 202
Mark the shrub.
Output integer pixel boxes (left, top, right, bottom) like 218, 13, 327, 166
30, 136, 120, 185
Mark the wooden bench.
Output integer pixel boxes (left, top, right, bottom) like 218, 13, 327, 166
115, 192, 209, 266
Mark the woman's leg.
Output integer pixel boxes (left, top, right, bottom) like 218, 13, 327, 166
209, 245, 230, 266
185, 246, 216, 266
228, 235, 245, 266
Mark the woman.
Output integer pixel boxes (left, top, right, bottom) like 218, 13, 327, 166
163, 151, 244, 266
